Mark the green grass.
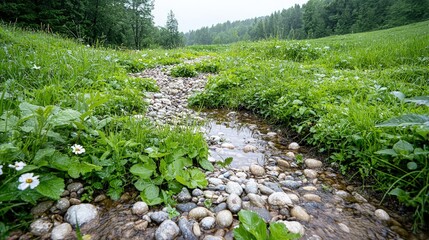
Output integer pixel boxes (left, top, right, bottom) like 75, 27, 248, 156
189, 20, 429, 230
0, 25, 213, 237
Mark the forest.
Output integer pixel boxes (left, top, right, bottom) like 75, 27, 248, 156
1, 0, 428, 48
186, 0, 429, 45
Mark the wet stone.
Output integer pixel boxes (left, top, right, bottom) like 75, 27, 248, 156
30, 219, 53, 236
176, 202, 197, 212
178, 218, 198, 240
375, 209, 390, 221
31, 201, 54, 216
338, 223, 350, 233
248, 193, 266, 208
277, 221, 305, 235
280, 180, 302, 189
155, 220, 180, 240
51, 223, 72, 240
304, 159, 323, 169
65, 204, 98, 227
192, 189, 204, 197
245, 181, 259, 194
277, 159, 290, 168
258, 184, 275, 195
177, 187, 192, 203
226, 181, 243, 196
216, 210, 233, 228
201, 216, 216, 230
55, 198, 70, 212
288, 142, 300, 150
132, 201, 149, 216
150, 211, 169, 224
213, 202, 227, 213
250, 164, 265, 176
227, 193, 242, 213
93, 194, 107, 203
303, 194, 322, 202
268, 192, 293, 206
291, 206, 310, 222
264, 181, 283, 192
67, 182, 83, 192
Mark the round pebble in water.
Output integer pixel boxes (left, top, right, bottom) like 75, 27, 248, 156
288, 142, 300, 150
375, 209, 390, 221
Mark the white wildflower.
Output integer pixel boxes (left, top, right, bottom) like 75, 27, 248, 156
18, 173, 40, 190
32, 64, 41, 70
71, 144, 86, 155
0, 165, 3, 175
8, 161, 26, 171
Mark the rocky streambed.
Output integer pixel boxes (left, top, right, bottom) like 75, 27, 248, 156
12, 60, 426, 240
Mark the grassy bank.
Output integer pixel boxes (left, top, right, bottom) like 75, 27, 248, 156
0, 26, 214, 236
190, 21, 429, 230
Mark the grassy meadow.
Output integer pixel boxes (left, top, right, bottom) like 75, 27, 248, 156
0, 20, 428, 236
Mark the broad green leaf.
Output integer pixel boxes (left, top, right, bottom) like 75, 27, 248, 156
407, 162, 418, 170
20, 189, 43, 205
49, 109, 81, 127
140, 184, 163, 205
0, 143, 21, 162
46, 130, 65, 143
415, 126, 429, 139
404, 96, 429, 106
237, 210, 268, 240
414, 148, 429, 155
234, 225, 257, 240
107, 187, 122, 200
0, 115, 18, 132
79, 162, 102, 174
36, 175, 65, 200
376, 114, 429, 127
393, 140, 414, 155
109, 179, 123, 188
269, 222, 301, 240
19, 102, 41, 117
34, 148, 55, 165
374, 149, 397, 157
189, 169, 208, 188
199, 158, 214, 171
130, 163, 153, 179
50, 153, 71, 171
390, 91, 405, 100
134, 179, 151, 191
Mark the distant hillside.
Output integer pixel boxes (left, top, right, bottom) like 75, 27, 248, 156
185, 0, 429, 45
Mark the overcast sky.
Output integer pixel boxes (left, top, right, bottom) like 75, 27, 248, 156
152, 0, 308, 33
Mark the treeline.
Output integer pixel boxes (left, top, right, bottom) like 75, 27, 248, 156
0, 0, 183, 49
185, 0, 429, 45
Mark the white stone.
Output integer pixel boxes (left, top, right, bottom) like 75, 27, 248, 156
303, 169, 318, 179
236, 172, 247, 179
248, 193, 267, 208
304, 159, 323, 169
221, 143, 235, 149
51, 223, 72, 240
30, 219, 53, 236
227, 193, 242, 213
277, 221, 305, 236
200, 217, 216, 230
226, 181, 243, 195
250, 164, 265, 177
375, 209, 390, 221
291, 206, 310, 221
208, 178, 223, 185
188, 207, 212, 220
65, 204, 98, 227
243, 145, 257, 153
268, 192, 293, 206
287, 193, 300, 203
266, 132, 277, 138
288, 142, 300, 150
303, 194, 322, 202
245, 181, 259, 194
132, 201, 149, 216
338, 223, 350, 233
216, 210, 233, 228
286, 152, 296, 159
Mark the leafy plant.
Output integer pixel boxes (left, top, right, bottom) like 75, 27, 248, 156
170, 64, 198, 77
234, 210, 301, 240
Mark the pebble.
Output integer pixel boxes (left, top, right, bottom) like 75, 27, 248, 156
338, 223, 350, 233
277, 159, 290, 168
268, 192, 293, 206
248, 193, 267, 208
134, 220, 149, 231
280, 180, 302, 189
209, 177, 224, 185
93, 194, 107, 202
216, 210, 233, 228
303, 169, 318, 178
302, 186, 318, 191
226, 181, 243, 195
277, 221, 305, 235
51, 223, 72, 240
287, 193, 300, 203
303, 194, 322, 202
291, 206, 310, 221
201, 216, 216, 230
176, 202, 197, 212
188, 207, 213, 220
227, 193, 242, 213
30, 219, 53, 236
203, 236, 223, 240
193, 222, 202, 237
288, 142, 300, 150
243, 144, 257, 153
192, 189, 204, 197
236, 172, 247, 179
213, 202, 227, 213
132, 201, 149, 216
266, 132, 277, 138
285, 152, 296, 159
150, 211, 170, 224
258, 184, 275, 195
304, 159, 323, 169
250, 164, 265, 176
221, 143, 235, 149
67, 182, 83, 192
178, 218, 198, 240
65, 204, 98, 227
55, 198, 70, 212
31, 201, 54, 216
352, 192, 368, 203
177, 187, 192, 202
245, 180, 259, 194
374, 209, 390, 221
155, 220, 180, 240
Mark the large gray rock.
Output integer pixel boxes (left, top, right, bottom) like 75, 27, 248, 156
30, 219, 52, 236
226, 181, 243, 195
155, 220, 180, 240
65, 204, 98, 227
227, 193, 242, 213
268, 192, 293, 206
51, 223, 72, 240
216, 210, 233, 228
132, 201, 149, 216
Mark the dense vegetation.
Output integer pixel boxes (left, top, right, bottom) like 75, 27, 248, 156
0, 25, 212, 237
0, 0, 184, 48
189, 21, 429, 230
185, 0, 429, 45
